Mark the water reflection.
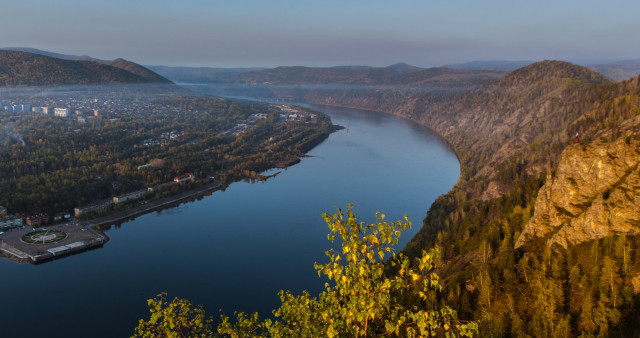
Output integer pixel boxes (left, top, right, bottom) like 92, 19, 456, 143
0, 89, 459, 338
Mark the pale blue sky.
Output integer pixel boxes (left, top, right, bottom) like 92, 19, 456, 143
2, 0, 639, 67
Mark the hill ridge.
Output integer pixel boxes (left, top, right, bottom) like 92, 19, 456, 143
0, 50, 171, 86
493, 60, 613, 88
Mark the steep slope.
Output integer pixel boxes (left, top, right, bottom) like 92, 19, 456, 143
402, 70, 640, 336
517, 136, 640, 249
252, 60, 640, 335
402, 61, 613, 195
106, 58, 171, 83
0, 50, 169, 86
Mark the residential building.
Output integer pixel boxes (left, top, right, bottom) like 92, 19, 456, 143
113, 189, 146, 204
0, 215, 23, 230
33, 106, 49, 114
74, 199, 113, 216
174, 173, 195, 183
53, 212, 71, 221
26, 215, 48, 227
54, 108, 69, 117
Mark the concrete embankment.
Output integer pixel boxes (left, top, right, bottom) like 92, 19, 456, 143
0, 221, 106, 263
83, 181, 224, 228
0, 181, 223, 264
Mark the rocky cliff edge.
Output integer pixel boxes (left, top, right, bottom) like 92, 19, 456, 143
516, 135, 640, 249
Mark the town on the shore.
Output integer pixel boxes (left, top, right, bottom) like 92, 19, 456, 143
0, 87, 318, 234
0, 172, 198, 232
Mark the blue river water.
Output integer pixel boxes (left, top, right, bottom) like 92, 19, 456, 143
0, 94, 459, 337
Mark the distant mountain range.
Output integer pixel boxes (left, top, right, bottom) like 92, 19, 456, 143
0, 48, 171, 86
444, 60, 535, 71
3, 47, 639, 86
146, 65, 266, 84
157, 63, 506, 88
586, 58, 640, 81
147, 58, 640, 85
147, 61, 534, 85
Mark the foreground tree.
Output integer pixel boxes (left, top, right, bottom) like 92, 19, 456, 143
135, 204, 477, 337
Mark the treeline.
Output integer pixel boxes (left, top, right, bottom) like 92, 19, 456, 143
405, 173, 640, 336
401, 65, 640, 335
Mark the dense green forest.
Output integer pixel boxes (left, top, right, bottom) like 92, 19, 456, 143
0, 92, 337, 216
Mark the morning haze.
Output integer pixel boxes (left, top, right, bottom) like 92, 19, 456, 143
3, 1, 640, 337
2, 0, 639, 67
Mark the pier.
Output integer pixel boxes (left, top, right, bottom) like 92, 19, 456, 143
0, 181, 224, 264
0, 220, 106, 263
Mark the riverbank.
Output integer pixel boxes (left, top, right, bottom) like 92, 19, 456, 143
0, 181, 225, 264
0, 119, 339, 265
84, 181, 224, 229
0, 96, 461, 338
304, 101, 461, 165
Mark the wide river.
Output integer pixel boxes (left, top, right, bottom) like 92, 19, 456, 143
0, 91, 459, 337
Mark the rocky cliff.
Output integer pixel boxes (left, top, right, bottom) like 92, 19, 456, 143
516, 135, 640, 249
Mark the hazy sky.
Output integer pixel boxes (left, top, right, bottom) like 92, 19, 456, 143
2, 0, 639, 67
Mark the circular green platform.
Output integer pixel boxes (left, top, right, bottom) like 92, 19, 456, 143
21, 230, 68, 244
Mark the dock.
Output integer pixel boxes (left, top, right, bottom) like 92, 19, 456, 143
0, 220, 106, 264
0, 180, 223, 264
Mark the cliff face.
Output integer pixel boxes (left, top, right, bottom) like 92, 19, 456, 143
516, 136, 640, 249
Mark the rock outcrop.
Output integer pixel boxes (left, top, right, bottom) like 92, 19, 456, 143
516, 136, 640, 249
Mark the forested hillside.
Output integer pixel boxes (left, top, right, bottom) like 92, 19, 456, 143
105, 58, 172, 83
398, 63, 640, 336
223, 60, 640, 336
0, 50, 170, 86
